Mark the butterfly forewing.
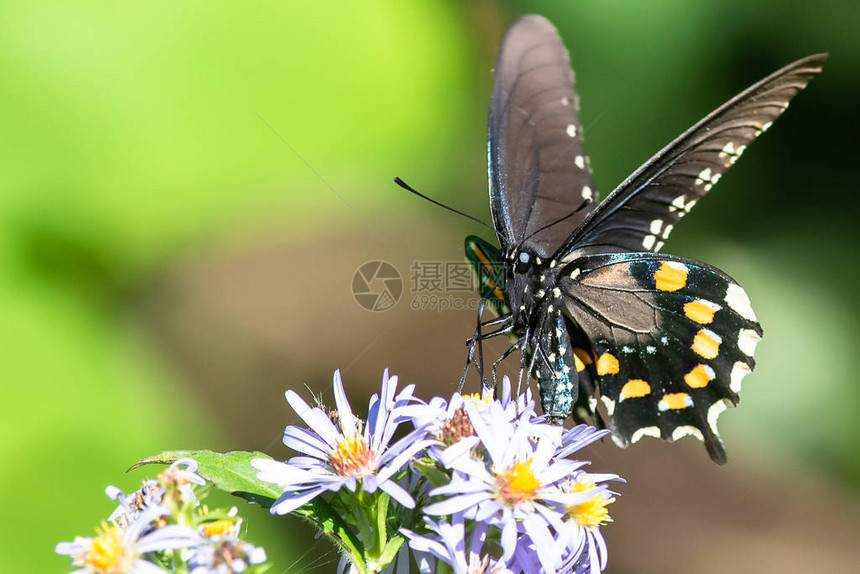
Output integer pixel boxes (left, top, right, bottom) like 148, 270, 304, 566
559, 54, 827, 256
465, 14, 824, 462
558, 253, 762, 463
489, 15, 596, 256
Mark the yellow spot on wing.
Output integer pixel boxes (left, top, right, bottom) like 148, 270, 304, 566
574, 354, 586, 372
595, 352, 619, 375
659, 392, 693, 410
573, 347, 592, 366
684, 364, 714, 388
620, 379, 650, 400
684, 299, 719, 324
654, 261, 688, 292
692, 329, 721, 359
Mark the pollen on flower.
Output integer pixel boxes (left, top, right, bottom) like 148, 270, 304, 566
328, 433, 376, 477
202, 519, 239, 538
77, 522, 133, 574
569, 479, 614, 528
462, 392, 492, 406
494, 458, 540, 505
438, 406, 476, 445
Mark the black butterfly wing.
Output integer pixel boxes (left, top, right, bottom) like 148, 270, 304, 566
558, 54, 826, 256
489, 15, 596, 256
557, 252, 763, 463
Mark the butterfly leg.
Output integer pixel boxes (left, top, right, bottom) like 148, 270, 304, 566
516, 325, 537, 398
491, 339, 520, 389
459, 309, 514, 392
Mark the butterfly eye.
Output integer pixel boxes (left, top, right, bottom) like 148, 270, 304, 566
515, 251, 532, 274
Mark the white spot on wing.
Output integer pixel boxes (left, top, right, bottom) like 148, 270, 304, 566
737, 329, 761, 357
581, 185, 593, 200
649, 219, 663, 234
695, 168, 712, 187
654, 240, 665, 251
725, 284, 758, 321
566, 124, 577, 137
642, 234, 657, 250
574, 155, 585, 169
730, 361, 751, 393
662, 224, 674, 238
719, 141, 736, 158
646, 345, 656, 354
631, 426, 661, 443
569, 268, 581, 280
672, 425, 704, 442
601, 395, 616, 415
707, 399, 733, 435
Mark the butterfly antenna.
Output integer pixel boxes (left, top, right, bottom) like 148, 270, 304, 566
394, 177, 492, 229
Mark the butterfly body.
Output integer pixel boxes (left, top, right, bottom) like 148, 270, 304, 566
465, 15, 825, 463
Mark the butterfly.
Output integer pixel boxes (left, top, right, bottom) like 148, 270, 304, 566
463, 14, 825, 463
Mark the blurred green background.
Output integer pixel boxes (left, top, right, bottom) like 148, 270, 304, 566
3, 1, 858, 572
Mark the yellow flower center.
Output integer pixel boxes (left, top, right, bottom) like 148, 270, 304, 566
328, 433, 375, 477
462, 393, 492, 406
495, 458, 540, 504
201, 519, 238, 538
569, 479, 614, 528
77, 523, 133, 574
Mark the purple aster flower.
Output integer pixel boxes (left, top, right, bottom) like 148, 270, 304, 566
422, 403, 596, 572
107, 458, 206, 529
106, 480, 161, 529
252, 369, 433, 514
188, 518, 267, 573
399, 376, 539, 470
554, 472, 619, 574
56, 506, 201, 574
402, 516, 513, 574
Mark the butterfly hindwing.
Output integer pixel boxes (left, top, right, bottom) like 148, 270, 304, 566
559, 54, 826, 256
489, 15, 596, 255
557, 252, 763, 463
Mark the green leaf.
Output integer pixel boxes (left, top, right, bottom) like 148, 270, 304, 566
378, 536, 405, 569
412, 457, 450, 487
133, 449, 281, 508
294, 497, 364, 563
